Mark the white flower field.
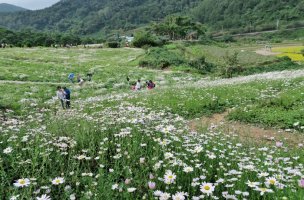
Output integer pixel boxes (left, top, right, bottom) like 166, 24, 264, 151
0, 47, 303, 200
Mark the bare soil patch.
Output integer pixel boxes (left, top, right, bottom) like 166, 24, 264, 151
255, 49, 280, 56
189, 111, 304, 147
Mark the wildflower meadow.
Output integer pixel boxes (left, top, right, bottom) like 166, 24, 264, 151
0, 46, 304, 200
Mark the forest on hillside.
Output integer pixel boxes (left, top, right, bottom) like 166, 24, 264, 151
192, 0, 304, 33
0, 0, 304, 35
0, 0, 199, 35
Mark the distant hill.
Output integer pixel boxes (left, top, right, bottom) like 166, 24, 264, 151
0, 3, 27, 13
192, 0, 304, 33
0, 0, 199, 35
0, 0, 304, 36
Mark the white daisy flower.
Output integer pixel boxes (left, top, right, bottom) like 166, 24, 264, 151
36, 194, 51, 200
14, 178, 30, 188
127, 187, 136, 192
164, 170, 176, 185
3, 147, 13, 154
51, 177, 65, 185
200, 182, 215, 196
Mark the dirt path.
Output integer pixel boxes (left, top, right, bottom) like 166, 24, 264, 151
2, 68, 304, 87
0, 80, 67, 85
191, 69, 304, 89
255, 49, 280, 56
189, 111, 304, 147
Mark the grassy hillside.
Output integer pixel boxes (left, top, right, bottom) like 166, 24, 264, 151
1, 0, 304, 35
193, 0, 304, 33
1, 46, 304, 199
0, 0, 199, 35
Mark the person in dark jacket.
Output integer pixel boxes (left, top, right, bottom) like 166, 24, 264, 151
63, 87, 71, 109
147, 80, 155, 89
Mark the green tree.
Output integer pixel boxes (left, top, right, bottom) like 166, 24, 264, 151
222, 51, 241, 78
151, 15, 205, 40
132, 31, 159, 48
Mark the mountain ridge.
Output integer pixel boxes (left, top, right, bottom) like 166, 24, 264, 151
0, 0, 304, 35
0, 3, 28, 13
0, 0, 199, 35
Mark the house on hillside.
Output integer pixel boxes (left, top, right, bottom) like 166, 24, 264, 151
121, 36, 134, 47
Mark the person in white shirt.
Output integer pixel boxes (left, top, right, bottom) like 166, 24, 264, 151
135, 79, 141, 90
56, 86, 65, 109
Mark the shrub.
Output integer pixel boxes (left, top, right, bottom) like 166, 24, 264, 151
220, 51, 240, 78
219, 34, 235, 43
278, 56, 292, 62
240, 58, 300, 76
139, 47, 185, 69
107, 42, 120, 48
132, 31, 160, 48
188, 56, 215, 74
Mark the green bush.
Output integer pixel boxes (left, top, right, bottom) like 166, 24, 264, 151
107, 42, 120, 48
220, 35, 235, 43
132, 31, 163, 48
188, 56, 215, 74
139, 47, 185, 69
240, 58, 301, 76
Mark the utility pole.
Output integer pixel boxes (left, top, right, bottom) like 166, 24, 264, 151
249, 21, 252, 33
276, 19, 280, 30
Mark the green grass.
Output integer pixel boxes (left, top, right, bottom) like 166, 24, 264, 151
228, 79, 304, 129
1, 46, 304, 199
179, 43, 276, 66
0, 47, 146, 83
128, 77, 304, 130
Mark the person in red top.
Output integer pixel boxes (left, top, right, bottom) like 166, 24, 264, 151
147, 80, 155, 90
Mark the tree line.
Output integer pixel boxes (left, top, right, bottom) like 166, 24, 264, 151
0, 0, 199, 35
1, 0, 304, 36
0, 14, 207, 48
192, 0, 304, 33
0, 28, 102, 47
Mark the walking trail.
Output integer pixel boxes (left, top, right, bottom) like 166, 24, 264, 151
0, 80, 66, 85
2, 69, 304, 87
189, 111, 304, 148
191, 69, 304, 88
255, 49, 280, 56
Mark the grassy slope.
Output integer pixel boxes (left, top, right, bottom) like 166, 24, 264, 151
1, 46, 304, 199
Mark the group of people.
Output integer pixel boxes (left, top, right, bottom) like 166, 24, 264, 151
56, 76, 156, 108
129, 78, 156, 91
56, 86, 71, 109
56, 72, 93, 109
68, 73, 93, 85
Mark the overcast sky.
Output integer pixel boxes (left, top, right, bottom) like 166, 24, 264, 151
0, 0, 60, 10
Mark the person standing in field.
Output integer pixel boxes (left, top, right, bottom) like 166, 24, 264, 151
68, 73, 75, 83
77, 74, 81, 83
87, 72, 93, 81
56, 86, 65, 109
63, 87, 71, 109
77, 74, 84, 86
135, 79, 141, 90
